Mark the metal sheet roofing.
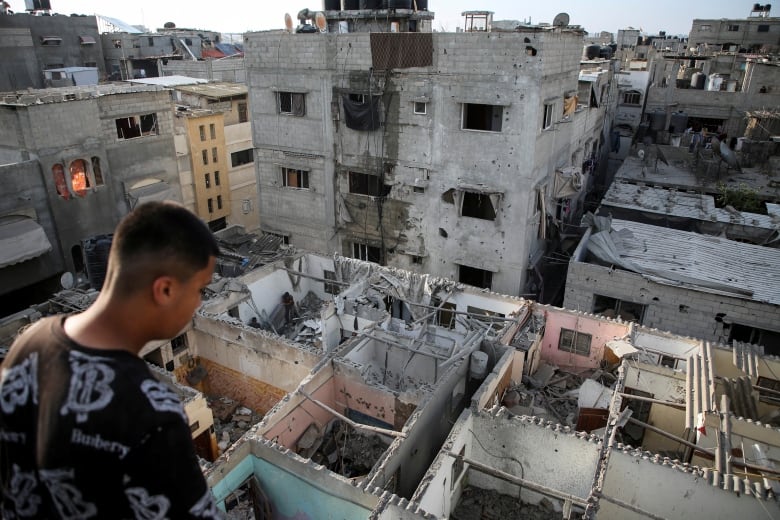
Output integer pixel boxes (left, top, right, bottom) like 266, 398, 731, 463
588, 218, 780, 305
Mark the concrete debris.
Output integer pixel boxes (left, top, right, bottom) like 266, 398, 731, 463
451, 486, 561, 520
306, 419, 391, 479
207, 396, 262, 451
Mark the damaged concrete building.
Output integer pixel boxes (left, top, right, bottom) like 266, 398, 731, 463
0, 83, 181, 310
245, 6, 609, 299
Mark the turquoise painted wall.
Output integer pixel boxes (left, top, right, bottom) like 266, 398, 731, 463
212, 455, 373, 519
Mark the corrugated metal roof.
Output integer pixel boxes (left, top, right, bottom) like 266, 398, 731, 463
593, 219, 780, 305
602, 182, 780, 230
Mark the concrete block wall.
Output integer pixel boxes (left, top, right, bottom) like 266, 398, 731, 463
564, 261, 780, 345
0, 28, 38, 91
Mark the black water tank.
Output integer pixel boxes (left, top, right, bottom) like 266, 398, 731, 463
416, 0, 428, 9
360, 0, 381, 8
388, 0, 412, 8
344, 0, 360, 9
585, 44, 600, 60
83, 234, 113, 290
324, 0, 341, 10
599, 45, 613, 59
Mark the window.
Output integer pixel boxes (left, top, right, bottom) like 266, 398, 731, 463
462, 103, 503, 132
699, 24, 711, 31
558, 328, 592, 356
592, 295, 646, 323
40, 36, 62, 46
729, 324, 780, 355
348, 93, 366, 104
414, 101, 427, 114
542, 103, 554, 130
52, 163, 70, 200
757, 24, 770, 32
201, 150, 209, 166
148, 36, 155, 46
238, 102, 248, 123
217, 195, 223, 210
207, 198, 213, 213
231, 148, 254, 167
278, 92, 305, 116
461, 191, 497, 220
242, 199, 252, 214
214, 171, 220, 186
115, 113, 158, 139
282, 167, 309, 189
323, 270, 341, 295
622, 90, 641, 105
431, 298, 456, 329
212, 147, 218, 163
209, 123, 216, 140
199, 125, 206, 141
353, 242, 381, 263
79, 36, 96, 46
91, 157, 104, 186
756, 376, 780, 405
413, 186, 425, 193
204, 173, 210, 188
171, 334, 188, 355
458, 265, 492, 290
727, 25, 739, 31
348, 171, 388, 197
69, 159, 90, 196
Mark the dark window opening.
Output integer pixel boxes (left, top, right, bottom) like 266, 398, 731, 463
467, 305, 505, 331
282, 167, 309, 189
91, 157, 104, 186
139, 114, 157, 135
71, 245, 84, 273
756, 376, 780, 404
212, 147, 218, 163
558, 328, 592, 356
278, 92, 305, 116
353, 243, 381, 263
217, 195, 223, 210
348, 93, 366, 104
592, 294, 646, 323
171, 334, 188, 355
204, 173, 210, 188
659, 355, 676, 369
461, 191, 496, 220
231, 148, 254, 167
462, 103, 503, 132
238, 102, 248, 123
458, 265, 492, 290
201, 150, 209, 165
729, 323, 780, 355
414, 101, 427, 114
431, 298, 456, 329
209, 123, 216, 140
215, 171, 220, 186
348, 171, 388, 197
208, 216, 226, 232
148, 36, 155, 46
199, 125, 206, 141
622, 90, 641, 105
413, 186, 425, 193
542, 103, 554, 129
727, 25, 739, 31
207, 198, 213, 213
323, 270, 341, 295
757, 25, 769, 32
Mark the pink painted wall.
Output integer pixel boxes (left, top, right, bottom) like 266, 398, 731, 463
262, 378, 336, 448
333, 374, 397, 428
540, 310, 630, 370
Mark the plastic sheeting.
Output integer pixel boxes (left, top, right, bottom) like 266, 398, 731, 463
552, 167, 583, 199
0, 217, 52, 268
342, 95, 381, 131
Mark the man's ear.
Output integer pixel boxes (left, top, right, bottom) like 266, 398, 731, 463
151, 276, 176, 305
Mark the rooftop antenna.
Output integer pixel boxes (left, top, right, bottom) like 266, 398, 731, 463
314, 11, 327, 33
284, 13, 293, 33
552, 12, 570, 27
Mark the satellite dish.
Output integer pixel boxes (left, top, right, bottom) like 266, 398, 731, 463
60, 271, 74, 290
552, 12, 570, 27
314, 12, 327, 32
284, 13, 293, 33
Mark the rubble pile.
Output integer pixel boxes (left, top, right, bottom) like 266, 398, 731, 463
207, 396, 262, 451
297, 419, 390, 480
452, 487, 562, 520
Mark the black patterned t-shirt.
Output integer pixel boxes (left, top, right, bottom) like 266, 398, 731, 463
0, 316, 223, 519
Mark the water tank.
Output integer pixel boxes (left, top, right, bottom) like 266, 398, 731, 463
707, 74, 724, 91
585, 44, 601, 60
388, 0, 412, 8
359, 0, 381, 8
324, 0, 340, 9
469, 351, 489, 380
691, 72, 706, 90
649, 109, 666, 131
83, 234, 113, 290
416, 0, 428, 9
599, 45, 613, 59
344, 0, 359, 9
669, 111, 688, 133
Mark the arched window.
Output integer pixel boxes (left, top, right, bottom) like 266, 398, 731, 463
52, 163, 70, 200
91, 156, 104, 186
70, 159, 90, 196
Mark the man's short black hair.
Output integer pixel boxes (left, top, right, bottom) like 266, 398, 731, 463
109, 202, 219, 294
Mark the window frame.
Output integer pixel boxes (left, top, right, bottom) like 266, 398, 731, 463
115, 113, 158, 140
622, 90, 641, 105
209, 123, 216, 140
278, 91, 306, 116
414, 101, 427, 115
281, 167, 310, 190
212, 147, 218, 163
757, 25, 770, 33
238, 102, 248, 123
727, 24, 740, 32
461, 103, 503, 133
352, 242, 381, 263
348, 171, 386, 197
460, 191, 497, 221
542, 103, 554, 130
201, 149, 209, 166
204, 173, 211, 189
214, 171, 220, 187
230, 148, 254, 167
558, 328, 592, 357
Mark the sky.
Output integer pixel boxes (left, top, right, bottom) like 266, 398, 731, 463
6, 0, 754, 36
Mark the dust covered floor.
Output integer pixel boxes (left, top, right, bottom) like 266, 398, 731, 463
452, 486, 562, 520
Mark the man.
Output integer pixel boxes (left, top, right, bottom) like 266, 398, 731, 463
0, 202, 223, 519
